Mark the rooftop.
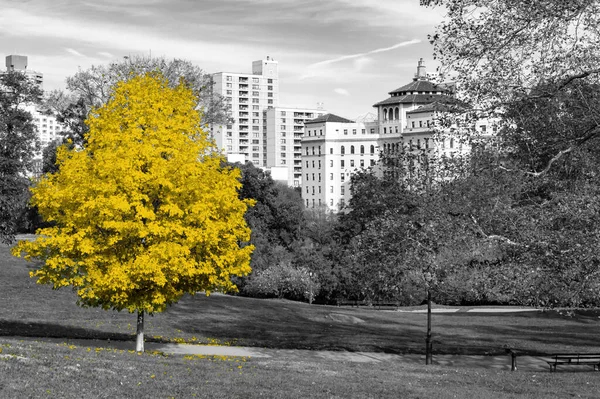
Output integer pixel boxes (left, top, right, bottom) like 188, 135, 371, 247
305, 113, 355, 124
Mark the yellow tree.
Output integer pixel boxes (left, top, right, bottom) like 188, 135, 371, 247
12, 73, 253, 352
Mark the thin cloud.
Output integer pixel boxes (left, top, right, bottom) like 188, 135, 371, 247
309, 39, 421, 68
97, 51, 114, 58
65, 47, 85, 57
334, 88, 350, 96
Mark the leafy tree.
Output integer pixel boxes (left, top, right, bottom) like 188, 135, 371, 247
235, 162, 304, 272
45, 55, 230, 147
12, 73, 253, 352
423, 0, 600, 307
0, 71, 42, 244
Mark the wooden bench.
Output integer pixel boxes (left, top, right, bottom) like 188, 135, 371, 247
546, 354, 600, 372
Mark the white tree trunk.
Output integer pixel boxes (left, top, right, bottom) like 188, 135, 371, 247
136, 310, 144, 353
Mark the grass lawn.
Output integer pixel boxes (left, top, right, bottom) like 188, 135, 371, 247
3, 242, 600, 397
2, 337, 600, 399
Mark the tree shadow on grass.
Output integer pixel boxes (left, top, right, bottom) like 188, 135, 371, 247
0, 319, 134, 342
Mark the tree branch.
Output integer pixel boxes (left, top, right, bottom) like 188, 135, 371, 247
499, 125, 600, 177
469, 215, 524, 247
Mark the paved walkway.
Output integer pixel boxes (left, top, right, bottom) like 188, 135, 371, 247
17, 336, 553, 372
147, 342, 552, 371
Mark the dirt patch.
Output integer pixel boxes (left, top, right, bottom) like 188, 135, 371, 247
327, 313, 365, 324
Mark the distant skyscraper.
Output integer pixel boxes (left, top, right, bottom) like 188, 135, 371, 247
211, 56, 280, 167
4, 54, 44, 89
264, 106, 326, 187
3, 54, 64, 175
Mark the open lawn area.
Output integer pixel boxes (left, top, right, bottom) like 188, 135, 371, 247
3, 243, 600, 397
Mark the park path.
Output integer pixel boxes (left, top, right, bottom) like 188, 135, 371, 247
20, 336, 553, 372
148, 342, 551, 372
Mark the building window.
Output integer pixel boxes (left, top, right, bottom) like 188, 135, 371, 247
362, 129, 366, 134
360, 159, 365, 167
340, 173, 345, 182
341, 146, 345, 155
370, 145, 375, 154
350, 146, 355, 154
360, 145, 364, 154
330, 148, 333, 154
252, 91, 259, 96
318, 186, 321, 193
330, 160, 333, 167
370, 159, 376, 166
226, 83, 232, 88
344, 129, 348, 135
318, 160, 321, 169
268, 85, 273, 90
352, 129, 356, 135
350, 160, 354, 167
306, 174, 309, 180
341, 160, 345, 167
341, 186, 345, 195
330, 173, 333, 180
268, 79, 273, 84
226, 76, 232, 81
268, 99, 273, 104
252, 77, 259, 83
330, 186, 334, 193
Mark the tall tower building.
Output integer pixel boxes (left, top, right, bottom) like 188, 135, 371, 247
264, 106, 326, 187
211, 56, 280, 166
4, 54, 44, 89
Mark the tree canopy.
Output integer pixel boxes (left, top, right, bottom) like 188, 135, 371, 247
13, 73, 252, 351
0, 71, 42, 244
45, 56, 230, 147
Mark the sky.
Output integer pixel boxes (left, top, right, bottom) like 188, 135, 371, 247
0, 0, 446, 119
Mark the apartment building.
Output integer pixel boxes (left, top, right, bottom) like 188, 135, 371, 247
264, 106, 326, 187
211, 56, 279, 166
4, 54, 44, 89
301, 114, 379, 212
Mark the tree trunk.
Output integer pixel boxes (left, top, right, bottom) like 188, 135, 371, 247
136, 309, 144, 353
425, 289, 433, 365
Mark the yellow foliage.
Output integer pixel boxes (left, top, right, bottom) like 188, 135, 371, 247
12, 73, 253, 314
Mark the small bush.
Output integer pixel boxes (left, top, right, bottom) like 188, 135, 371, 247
243, 263, 320, 302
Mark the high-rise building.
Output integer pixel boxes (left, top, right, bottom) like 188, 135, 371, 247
3, 54, 64, 175
211, 56, 279, 166
300, 59, 483, 213
264, 106, 326, 187
4, 55, 44, 89
301, 114, 379, 212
